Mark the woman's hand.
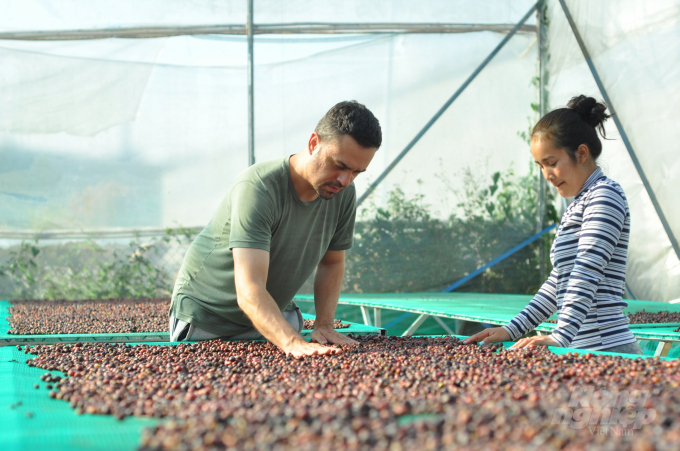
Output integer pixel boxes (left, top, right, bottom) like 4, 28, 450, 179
462, 327, 511, 345
509, 335, 558, 349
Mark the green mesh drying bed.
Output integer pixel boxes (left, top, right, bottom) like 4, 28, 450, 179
451, 336, 677, 361
296, 292, 538, 326
0, 299, 168, 346
0, 300, 384, 346
3, 334, 674, 451
294, 293, 680, 343
1, 345, 161, 451
622, 327, 680, 341
533, 323, 680, 341
300, 313, 385, 336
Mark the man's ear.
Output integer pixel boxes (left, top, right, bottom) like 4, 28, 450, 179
308, 132, 321, 155
577, 144, 590, 164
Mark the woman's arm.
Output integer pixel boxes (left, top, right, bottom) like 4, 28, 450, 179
464, 271, 558, 345
502, 268, 559, 340
548, 185, 627, 348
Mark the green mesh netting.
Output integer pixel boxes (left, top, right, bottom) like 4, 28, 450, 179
295, 293, 537, 338
296, 293, 680, 324
299, 313, 384, 336
295, 294, 680, 358
0, 346, 161, 451
625, 327, 680, 341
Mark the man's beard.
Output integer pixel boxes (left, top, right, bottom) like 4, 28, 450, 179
315, 181, 344, 200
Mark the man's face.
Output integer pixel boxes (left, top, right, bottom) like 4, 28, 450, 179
309, 134, 377, 200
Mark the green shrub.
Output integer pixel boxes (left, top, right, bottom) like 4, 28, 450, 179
344, 166, 557, 294
0, 227, 196, 300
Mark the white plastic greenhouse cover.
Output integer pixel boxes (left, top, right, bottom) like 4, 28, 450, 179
0, 1, 534, 30
545, 0, 680, 302
1, 0, 678, 302
0, 0, 538, 232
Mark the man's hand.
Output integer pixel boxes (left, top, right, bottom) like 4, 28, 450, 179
312, 249, 355, 348
311, 325, 357, 346
509, 335, 558, 349
283, 338, 341, 359
234, 248, 314, 353
462, 327, 511, 345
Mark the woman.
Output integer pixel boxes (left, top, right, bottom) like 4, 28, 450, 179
464, 95, 642, 354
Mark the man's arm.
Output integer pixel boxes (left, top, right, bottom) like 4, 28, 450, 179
311, 250, 357, 346
232, 247, 340, 358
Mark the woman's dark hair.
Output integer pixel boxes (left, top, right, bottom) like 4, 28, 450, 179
531, 95, 611, 162
315, 100, 382, 150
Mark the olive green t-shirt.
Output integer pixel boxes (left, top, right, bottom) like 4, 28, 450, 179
170, 156, 356, 336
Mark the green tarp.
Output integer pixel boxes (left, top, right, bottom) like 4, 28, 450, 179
0, 337, 672, 450
295, 292, 680, 341
1, 346, 160, 451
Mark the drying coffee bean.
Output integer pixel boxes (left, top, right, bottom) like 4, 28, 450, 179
626, 310, 680, 325
9, 299, 356, 335
546, 309, 680, 325
24, 336, 680, 450
8, 298, 170, 335
302, 319, 350, 330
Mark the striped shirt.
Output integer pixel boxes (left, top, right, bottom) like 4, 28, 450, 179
503, 167, 637, 350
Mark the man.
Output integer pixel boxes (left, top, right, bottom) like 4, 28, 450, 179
169, 101, 382, 358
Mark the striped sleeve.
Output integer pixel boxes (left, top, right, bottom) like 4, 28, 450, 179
503, 268, 559, 340
549, 185, 627, 347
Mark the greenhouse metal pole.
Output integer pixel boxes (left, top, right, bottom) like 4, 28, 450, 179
559, 0, 680, 261
357, 1, 540, 207
537, 0, 548, 117
537, 0, 549, 280
247, 0, 255, 166
0, 24, 537, 40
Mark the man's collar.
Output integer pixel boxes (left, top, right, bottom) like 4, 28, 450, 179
575, 167, 605, 199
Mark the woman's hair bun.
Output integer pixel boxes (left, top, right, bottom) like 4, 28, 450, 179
532, 94, 611, 162
567, 95, 611, 137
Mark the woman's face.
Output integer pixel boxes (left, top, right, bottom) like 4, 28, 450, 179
530, 137, 594, 198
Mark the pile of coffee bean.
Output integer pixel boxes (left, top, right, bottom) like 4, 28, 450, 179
545, 309, 680, 326
24, 336, 680, 450
626, 310, 680, 325
302, 319, 350, 330
8, 298, 169, 335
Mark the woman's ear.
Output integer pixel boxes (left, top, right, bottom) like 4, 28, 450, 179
577, 144, 590, 164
